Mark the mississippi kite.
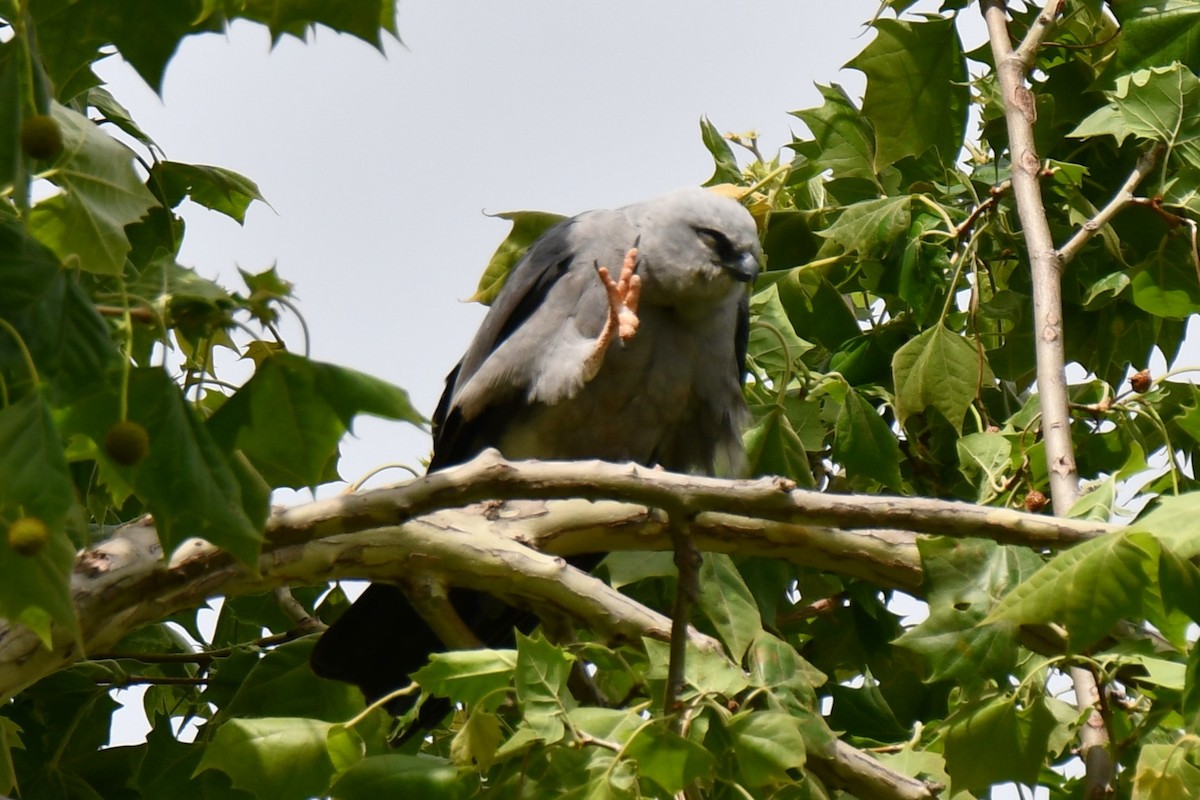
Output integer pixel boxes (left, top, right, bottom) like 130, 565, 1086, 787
311, 187, 761, 729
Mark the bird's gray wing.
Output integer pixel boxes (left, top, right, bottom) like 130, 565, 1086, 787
430, 210, 633, 469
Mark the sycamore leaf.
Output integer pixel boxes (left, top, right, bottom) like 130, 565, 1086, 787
625, 722, 715, 794
700, 116, 742, 186
469, 211, 567, 304
986, 531, 1159, 651
834, 388, 904, 491
846, 17, 968, 169
206, 352, 426, 489
1133, 742, 1200, 800
515, 632, 572, 742
152, 161, 267, 224
330, 754, 468, 800
195, 717, 363, 800
411, 649, 517, 710
1110, 0, 1200, 76
943, 695, 1058, 791
29, 103, 156, 275
0, 394, 81, 643
791, 83, 877, 181
892, 326, 995, 433
817, 195, 912, 258
697, 553, 763, 661
1070, 64, 1200, 172
726, 711, 807, 787
61, 368, 267, 565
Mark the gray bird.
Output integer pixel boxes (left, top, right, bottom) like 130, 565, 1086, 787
310, 187, 761, 732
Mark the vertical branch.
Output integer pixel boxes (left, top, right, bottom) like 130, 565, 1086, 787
980, 2, 1113, 797
665, 514, 701, 733
982, 0, 1078, 511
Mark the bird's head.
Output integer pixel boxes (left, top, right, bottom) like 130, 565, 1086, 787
626, 188, 762, 309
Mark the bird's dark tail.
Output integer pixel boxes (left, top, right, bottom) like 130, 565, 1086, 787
310, 554, 603, 740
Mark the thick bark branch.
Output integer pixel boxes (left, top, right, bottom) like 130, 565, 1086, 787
271, 451, 1112, 550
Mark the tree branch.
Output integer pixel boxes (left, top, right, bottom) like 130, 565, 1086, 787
269, 451, 1112, 550
982, 2, 1113, 795
1057, 145, 1162, 266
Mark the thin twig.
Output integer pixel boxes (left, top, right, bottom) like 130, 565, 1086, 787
1057, 146, 1162, 265
274, 586, 325, 631
97, 675, 209, 688
90, 627, 311, 666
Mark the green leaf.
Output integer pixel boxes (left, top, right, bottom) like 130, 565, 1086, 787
1133, 742, 1200, 800
411, 649, 517, 709
846, 17, 968, 168
897, 538, 1035, 684
469, 211, 567, 305
727, 711, 807, 786
219, 638, 364, 723
956, 430, 1013, 503
1160, 546, 1200, 621
28, 102, 156, 275
62, 368, 267, 565
0, 394, 80, 643
1070, 64, 1200, 171
330, 754, 468, 800
817, 195, 912, 258
643, 638, 750, 700
1067, 476, 1117, 522
697, 553, 763, 661
1110, 0, 1200, 76
206, 352, 426, 489
0, 214, 119, 401
515, 632, 572, 741
625, 722, 714, 794
1129, 239, 1200, 318
943, 694, 1057, 791
986, 531, 1159, 651
0, 40, 21, 189
791, 83, 877, 182
744, 401, 816, 487
1141, 493, 1200, 558
234, 0, 398, 50
895, 605, 1018, 686
833, 388, 904, 491
747, 284, 815, 375
152, 161, 267, 224
892, 325, 995, 433
449, 709, 502, 770
699, 116, 742, 186
195, 717, 362, 800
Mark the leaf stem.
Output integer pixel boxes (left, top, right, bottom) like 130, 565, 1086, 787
0, 316, 40, 390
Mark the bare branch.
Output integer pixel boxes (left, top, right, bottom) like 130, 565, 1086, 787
808, 740, 943, 800
269, 452, 1112, 551
1057, 146, 1162, 265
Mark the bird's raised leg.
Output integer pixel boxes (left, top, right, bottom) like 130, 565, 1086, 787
581, 247, 642, 382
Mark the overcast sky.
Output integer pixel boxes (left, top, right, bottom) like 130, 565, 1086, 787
93, 2, 990, 494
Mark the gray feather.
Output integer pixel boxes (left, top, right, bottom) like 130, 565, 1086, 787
433, 187, 761, 474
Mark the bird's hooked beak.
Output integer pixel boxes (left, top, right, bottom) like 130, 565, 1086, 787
726, 250, 761, 284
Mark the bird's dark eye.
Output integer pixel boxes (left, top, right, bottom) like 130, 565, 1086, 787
695, 227, 736, 261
